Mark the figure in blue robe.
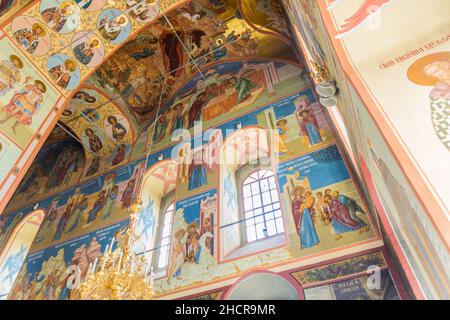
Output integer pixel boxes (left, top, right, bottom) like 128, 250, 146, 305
299, 109, 323, 145
188, 162, 208, 190
292, 195, 319, 249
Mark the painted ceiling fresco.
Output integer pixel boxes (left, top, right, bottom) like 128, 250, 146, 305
87, 0, 297, 124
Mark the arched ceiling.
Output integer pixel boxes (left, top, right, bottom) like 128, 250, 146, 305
84, 0, 297, 126
58, 0, 298, 166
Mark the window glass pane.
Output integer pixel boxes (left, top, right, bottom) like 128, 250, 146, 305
166, 203, 174, 212
274, 209, 282, 218
270, 189, 279, 202
255, 215, 264, 224
262, 191, 271, 205
164, 212, 172, 224
162, 226, 171, 238
244, 197, 253, 211
243, 184, 251, 198
254, 207, 263, 217
255, 223, 265, 239
247, 226, 256, 242
268, 176, 276, 189
275, 217, 284, 233
260, 179, 269, 192
251, 182, 260, 195
252, 194, 261, 208
158, 247, 168, 268
266, 220, 276, 236
245, 210, 254, 219
273, 202, 280, 210
263, 204, 273, 213
161, 237, 170, 246
246, 217, 255, 226
265, 212, 274, 220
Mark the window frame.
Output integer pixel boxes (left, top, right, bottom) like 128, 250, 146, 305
238, 168, 284, 244
153, 192, 175, 273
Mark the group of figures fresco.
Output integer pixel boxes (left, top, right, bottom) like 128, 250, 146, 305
5, 160, 145, 250
89, 0, 296, 121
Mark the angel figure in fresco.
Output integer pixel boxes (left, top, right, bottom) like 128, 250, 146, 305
0, 244, 28, 286
99, 15, 128, 42
107, 115, 127, 142
73, 38, 100, 65
0, 55, 23, 96
86, 190, 107, 224
138, 199, 156, 240
13, 23, 46, 54
41, 1, 76, 32
188, 148, 208, 190
49, 59, 77, 89
298, 109, 323, 146
167, 229, 186, 283
0, 79, 46, 134
291, 186, 320, 249
84, 128, 103, 153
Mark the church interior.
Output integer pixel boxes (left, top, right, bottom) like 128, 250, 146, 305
0, 0, 448, 301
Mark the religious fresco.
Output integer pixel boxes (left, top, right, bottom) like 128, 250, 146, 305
10, 139, 85, 208
59, 88, 135, 178
288, 250, 404, 299
0, 210, 44, 299
88, 0, 298, 123
0, 38, 59, 148
3, 158, 146, 251
7, 219, 128, 300
141, 84, 377, 295
0, 1, 32, 25
315, 0, 450, 228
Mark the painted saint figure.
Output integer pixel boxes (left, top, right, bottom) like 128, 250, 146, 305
188, 149, 208, 190
291, 187, 319, 249
0, 55, 23, 96
273, 119, 290, 154
107, 115, 127, 141
86, 190, 107, 224
152, 111, 169, 143
188, 92, 208, 128
41, 2, 76, 32
121, 179, 135, 210
170, 103, 185, 134
73, 38, 100, 65
49, 59, 77, 89
298, 109, 323, 145
1, 79, 46, 134
98, 15, 127, 42
14, 23, 46, 54
185, 222, 201, 264
84, 128, 103, 153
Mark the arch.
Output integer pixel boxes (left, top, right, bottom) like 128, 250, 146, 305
218, 126, 286, 261
222, 270, 302, 300
0, 209, 45, 299
137, 159, 178, 275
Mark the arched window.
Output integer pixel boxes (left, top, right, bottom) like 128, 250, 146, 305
0, 210, 44, 300
242, 169, 284, 243
155, 200, 174, 270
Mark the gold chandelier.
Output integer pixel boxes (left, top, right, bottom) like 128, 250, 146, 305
78, 199, 155, 300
